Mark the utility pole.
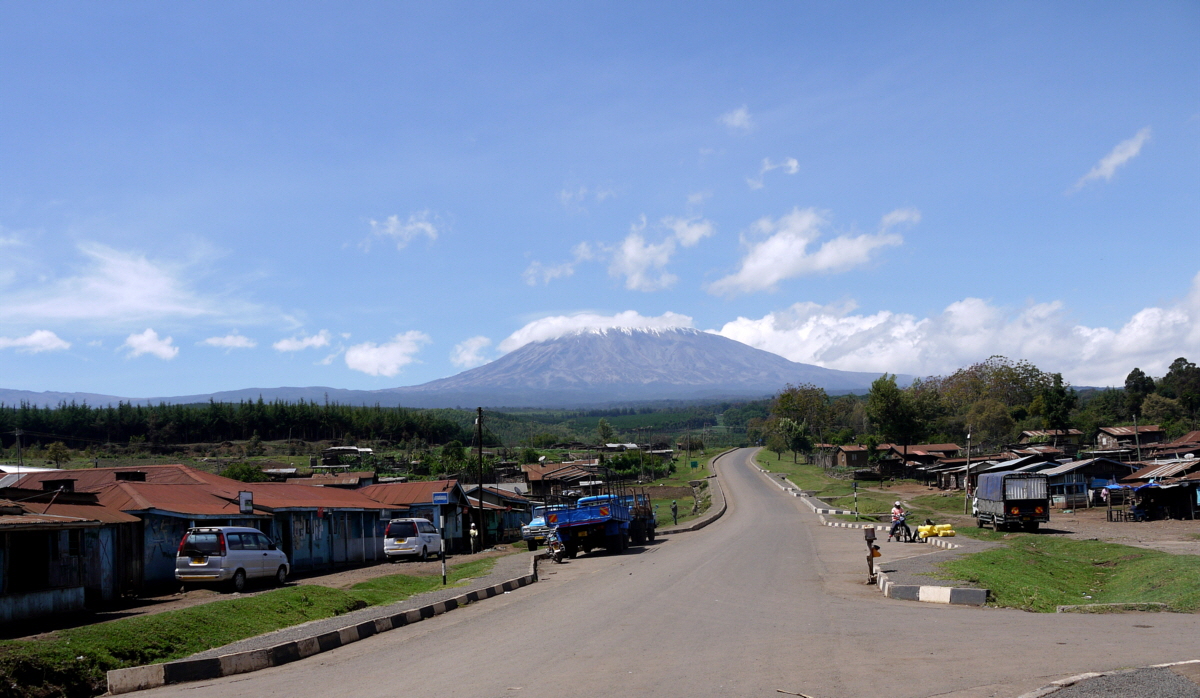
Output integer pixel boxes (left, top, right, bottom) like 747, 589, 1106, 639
476, 407, 486, 550
963, 430, 972, 514
14, 428, 22, 473
1133, 413, 1142, 462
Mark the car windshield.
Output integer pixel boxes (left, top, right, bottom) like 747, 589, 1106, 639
387, 521, 417, 538
181, 532, 221, 555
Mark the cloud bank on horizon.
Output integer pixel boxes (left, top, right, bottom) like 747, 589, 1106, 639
492, 270, 1200, 386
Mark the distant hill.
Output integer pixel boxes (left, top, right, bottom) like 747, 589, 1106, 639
0, 328, 907, 408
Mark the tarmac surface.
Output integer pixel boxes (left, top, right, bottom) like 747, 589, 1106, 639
128, 448, 1200, 698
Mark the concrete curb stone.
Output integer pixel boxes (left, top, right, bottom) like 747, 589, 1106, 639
106, 554, 543, 695
1014, 660, 1200, 698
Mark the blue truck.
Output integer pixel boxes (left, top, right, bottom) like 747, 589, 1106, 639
546, 494, 632, 558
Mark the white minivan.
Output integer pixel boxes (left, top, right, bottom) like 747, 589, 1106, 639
384, 518, 442, 561
176, 526, 290, 592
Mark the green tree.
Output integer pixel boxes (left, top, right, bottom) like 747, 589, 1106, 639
596, 418, 615, 444
1124, 367, 1156, 417
772, 384, 829, 442
965, 398, 1015, 449
1041, 373, 1077, 433
442, 440, 465, 462
866, 374, 917, 445
222, 462, 268, 482
521, 447, 541, 464
1160, 357, 1200, 425
765, 431, 788, 461
46, 441, 70, 467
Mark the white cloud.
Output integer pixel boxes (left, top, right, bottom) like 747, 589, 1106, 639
609, 228, 678, 292
121, 328, 178, 360
714, 270, 1200, 386
559, 186, 617, 211
273, 330, 331, 352
451, 336, 492, 368
0, 330, 70, 353
201, 333, 256, 350
1071, 127, 1152, 192
528, 210, 713, 291
523, 243, 595, 286
499, 311, 695, 353
663, 216, 714, 248
0, 243, 223, 325
344, 331, 431, 377
747, 157, 799, 190
687, 191, 711, 207
367, 211, 440, 250
708, 207, 909, 296
719, 106, 754, 132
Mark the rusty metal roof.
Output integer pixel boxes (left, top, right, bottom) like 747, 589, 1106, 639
463, 485, 530, 502
0, 494, 138, 529
1100, 425, 1164, 436
238, 483, 391, 510
359, 479, 463, 507
96, 482, 251, 517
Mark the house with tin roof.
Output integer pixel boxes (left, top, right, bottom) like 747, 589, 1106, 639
0, 487, 140, 623
12, 465, 395, 590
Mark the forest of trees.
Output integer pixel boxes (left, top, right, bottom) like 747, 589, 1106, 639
754, 355, 1200, 456
0, 399, 468, 450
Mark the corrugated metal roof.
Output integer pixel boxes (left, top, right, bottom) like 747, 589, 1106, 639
1099, 425, 1163, 436
1020, 429, 1083, 437
239, 483, 391, 510
359, 480, 462, 507
96, 482, 251, 517
1124, 460, 1199, 481
1165, 431, 1200, 447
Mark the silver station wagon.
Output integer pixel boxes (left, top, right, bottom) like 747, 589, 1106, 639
384, 518, 443, 561
176, 526, 290, 592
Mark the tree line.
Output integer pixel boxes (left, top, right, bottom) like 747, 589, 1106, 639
0, 399, 468, 449
754, 355, 1200, 457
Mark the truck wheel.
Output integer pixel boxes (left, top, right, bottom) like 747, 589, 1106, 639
527, 540, 538, 552
648, 528, 656, 543
976, 517, 984, 528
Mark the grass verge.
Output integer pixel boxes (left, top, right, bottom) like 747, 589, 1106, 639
936, 536, 1200, 613
0, 558, 497, 698
753, 450, 900, 521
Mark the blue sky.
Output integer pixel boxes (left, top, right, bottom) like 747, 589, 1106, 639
1, 2, 1197, 396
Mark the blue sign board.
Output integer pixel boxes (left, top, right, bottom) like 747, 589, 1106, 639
432, 492, 450, 505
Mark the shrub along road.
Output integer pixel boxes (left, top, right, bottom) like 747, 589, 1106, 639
130, 448, 1199, 698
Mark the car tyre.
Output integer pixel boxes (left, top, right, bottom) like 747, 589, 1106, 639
275, 566, 288, 586
421, 547, 429, 562
230, 569, 246, 593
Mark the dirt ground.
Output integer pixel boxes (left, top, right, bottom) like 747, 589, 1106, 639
5, 545, 522, 641
873, 481, 1200, 556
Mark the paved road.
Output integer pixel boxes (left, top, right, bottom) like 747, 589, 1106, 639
134, 449, 1200, 698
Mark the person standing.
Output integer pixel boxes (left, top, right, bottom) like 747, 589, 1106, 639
469, 523, 479, 553
670, 500, 678, 525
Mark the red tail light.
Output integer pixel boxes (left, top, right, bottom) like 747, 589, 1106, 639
1035, 506, 1045, 514
1010, 507, 1019, 515
384, 523, 392, 538
217, 531, 227, 556
178, 533, 189, 555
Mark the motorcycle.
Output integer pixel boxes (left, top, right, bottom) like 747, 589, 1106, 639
546, 526, 566, 563
888, 513, 914, 542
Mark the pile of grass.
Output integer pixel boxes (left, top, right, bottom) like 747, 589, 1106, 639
937, 536, 1200, 613
0, 558, 497, 698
